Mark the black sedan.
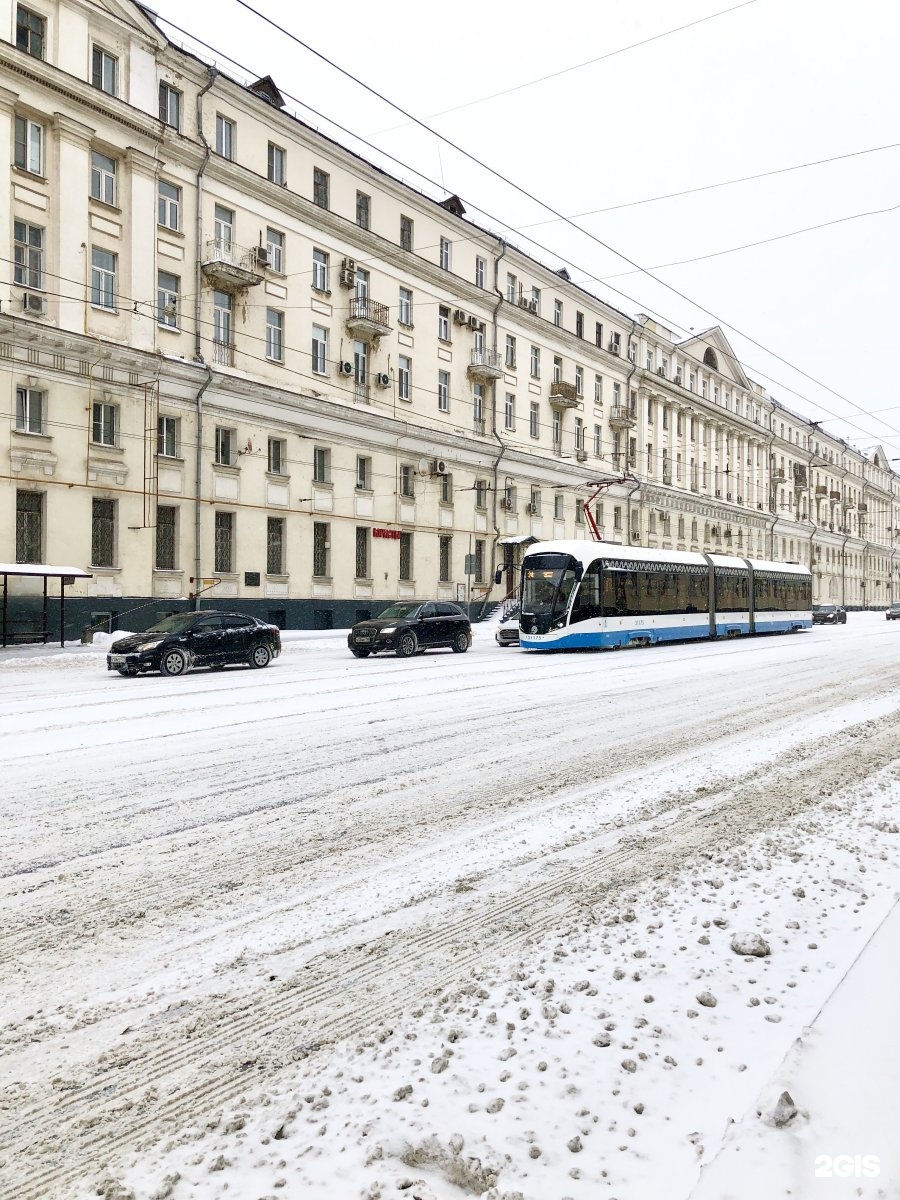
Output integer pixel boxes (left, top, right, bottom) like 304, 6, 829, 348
107, 611, 281, 676
348, 601, 471, 658
812, 604, 847, 625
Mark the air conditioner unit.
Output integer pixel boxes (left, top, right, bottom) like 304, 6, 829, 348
525, 502, 536, 515
518, 296, 531, 309
341, 257, 356, 273
339, 361, 354, 375
375, 372, 391, 388
500, 496, 513, 511
430, 458, 447, 476
23, 292, 47, 315
467, 315, 481, 331
576, 449, 588, 462
339, 268, 355, 288
608, 339, 620, 354
254, 246, 269, 268
453, 308, 468, 325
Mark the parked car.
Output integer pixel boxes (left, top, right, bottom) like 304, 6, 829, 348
495, 615, 521, 647
348, 601, 471, 658
812, 604, 847, 625
107, 611, 281, 676
887, 602, 900, 621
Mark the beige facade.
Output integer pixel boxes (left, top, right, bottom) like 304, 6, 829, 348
3, 0, 900, 629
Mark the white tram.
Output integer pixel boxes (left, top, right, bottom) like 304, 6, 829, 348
519, 541, 812, 651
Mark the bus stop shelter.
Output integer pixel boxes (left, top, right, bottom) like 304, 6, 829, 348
0, 564, 92, 648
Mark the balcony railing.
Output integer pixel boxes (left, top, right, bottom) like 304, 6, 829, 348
609, 404, 636, 429
201, 238, 265, 289
346, 296, 392, 339
212, 339, 235, 366
467, 348, 503, 381
549, 380, 578, 409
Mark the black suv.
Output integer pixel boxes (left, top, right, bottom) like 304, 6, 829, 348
107, 611, 281, 677
812, 604, 847, 626
887, 603, 900, 621
348, 602, 472, 658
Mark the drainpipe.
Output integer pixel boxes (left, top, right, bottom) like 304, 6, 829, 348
193, 366, 213, 610
481, 240, 508, 619
624, 318, 640, 540
765, 425, 777, 558
194, 67, 217, 363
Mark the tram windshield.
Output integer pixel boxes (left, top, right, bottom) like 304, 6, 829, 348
522, 554, 580, 617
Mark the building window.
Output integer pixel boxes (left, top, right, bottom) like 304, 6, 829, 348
214, 511, 234, 572
439, 237, 451, 270
553, 355, 563, 384
159, 83, 182, 129
355, 527, 370, 578
440, 473, 453, 504
212, 290, 233, 361
15, 489, 42, 563
397, 286, 413, 326
16, 6, 45, 58
474, 539, 485, 584
157, 415, 178, 458
554, 494, 564, 521
399, 463, 414, 498
575, 498, 584, 526
529, 401, 539, 439
311, 248, 329, 292
311, 324, 328, 374
594, 374, 603, 405
214, 426, 235, 466
356, 190, 371, 229
399, 531, 413, 581
530, 345, 540, 379
91, 498, 116, 566
313, 446, 330, 483
553, 299, 563, 327
613, 506, 622, 531
13, 220, 43, 290
531, 287, 541, 314
15, 386, 44, 434
90, 151, 116, 205
14, 116, 43, 174
155, 505, 177, 570
313, 522, 330, 577
529, 486, 542, 516
215, 114, 235, 160
267, 436, 286, 475
505, 334, 516, 369
475, 480, 487, 509
594, 423, 602, 456
157, 180, 181, 231
575, 311, 584, 339
91, 248, 117, 309
156, 271, 179, 328
267, 517, 285, 575
313, 166, 329, 209
356, 455, 371, 490
438, 305, 450, 342
504, 392, 515, 431
400, 214, 413, 251
437, 369, 450, 412
575, 366, 584, 396
398, 355, 411, 401
506, 272, 517, 303
439, 535, 452, 583
473, 384, 484, 432
91, 401, 117, 447
475, 256, 486, 289
266, 227, 284, 273
265, 309, 284, 362
267, 142, 286, 185
91, 47, 118, 95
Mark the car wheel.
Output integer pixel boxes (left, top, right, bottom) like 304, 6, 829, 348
451, 630, 470, 653
248, 643, 272, 669
396, 632, 418, 658
350, 648, 370, 658
160, 648, 189, 677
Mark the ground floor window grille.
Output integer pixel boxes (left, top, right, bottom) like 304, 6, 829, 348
267, 517, 285, 575
16, 490, 42, 563
155, 505, 177, 570
439, 535, 451, 583
214, 511, 234, 572
91, 498, 116, 566
399, 531, 413, 581
474, 539, 485, 584
355, 527, 370, 579
313, 522, 330, 577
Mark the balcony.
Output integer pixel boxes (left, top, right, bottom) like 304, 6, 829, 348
857, 502, 868, 514
201, 238, 265, 290
467, 348, 503, 382
842, 497, 855, 509
549, 380, 579, 409
212, 339, 235, 367
829, 490, 841, 500
815, 484, 828, 495
609, 404, 636, 430
346, 295, 392, 340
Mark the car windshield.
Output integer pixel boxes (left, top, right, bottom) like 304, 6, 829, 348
146, 613, 204, 634
522, 555, 580, 617
374, 603, 422, 621
814, 605, 836, 613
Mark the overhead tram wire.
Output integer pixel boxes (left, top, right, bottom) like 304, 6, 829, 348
222, 0, 900, 449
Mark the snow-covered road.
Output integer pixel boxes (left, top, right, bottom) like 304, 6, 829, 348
1, 615, 899, 1199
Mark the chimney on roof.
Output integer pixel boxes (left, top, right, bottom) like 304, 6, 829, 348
439, 194, 466, 217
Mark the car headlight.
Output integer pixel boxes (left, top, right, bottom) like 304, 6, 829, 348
379, 626, 397, 635
139, 639, 163, 651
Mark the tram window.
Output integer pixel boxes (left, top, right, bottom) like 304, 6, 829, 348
570, 561, 602, 623
684, 570, 709, 614
714, 570, 749, 612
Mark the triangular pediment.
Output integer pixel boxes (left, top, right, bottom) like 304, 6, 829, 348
124, 2, 173, 45
869, 444, 892, 470
678, 327, 751, 391
249, 76, 285, 108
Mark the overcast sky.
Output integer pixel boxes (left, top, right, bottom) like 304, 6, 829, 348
144, 0, 900, 461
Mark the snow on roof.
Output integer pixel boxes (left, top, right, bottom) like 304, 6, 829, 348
0, 564, 91, 578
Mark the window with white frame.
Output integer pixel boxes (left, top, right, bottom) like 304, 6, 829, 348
438, 305, 450, 341
594, 374, 602, 405
553, 299, 563, 327
91, 46, 118, 95
554, 494, 564, 520
553, 355, 562, 384
531, 286, 541, 314
398, 286, 412, 326
266, 227, 284, 273
311, 248, 329, 292
575, 366, 584, 396
529, 401, 539, 439
398, 355, 411, 401
311, 324, 328, 374
14, 116, 43, 174
90, 151, 116, 205
437, 370, 450, 413
158, 180, 181, 230
473, 384, 484, 431
91, 248, 116, 309
16, 6, 45, 58
594, 423, 602, 456
440, 473, 453, 504
214, 204, 234, 252
214, 426, 235, 466
215, 114, 235, 160
15, 386, 44, 434
267, 436, 286, 475
213, 289, 233, 351
159, 82, 182, 129
530, 345, 540, 378
266, 309, 284, 362
157, 271, 179, 328
475, 256, 486, 288
439, 237, 451, 270
506, 272, 517, 302
267, 142, 286, 185
356, 455, 371, 490
91, 400, 118, 446
552, 412, 561, 446
313, 446, 330, 483
505, 334, 516, 369
504, 392, 515, 431
13, 220, 43, 289
92, 498, 116, 566
575, 416, 584, 450
399, 463, 414, 497
157, 414, 179, 457
475, 480, 487, 509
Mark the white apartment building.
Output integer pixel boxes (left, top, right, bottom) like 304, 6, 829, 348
2, 0, 899, 636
